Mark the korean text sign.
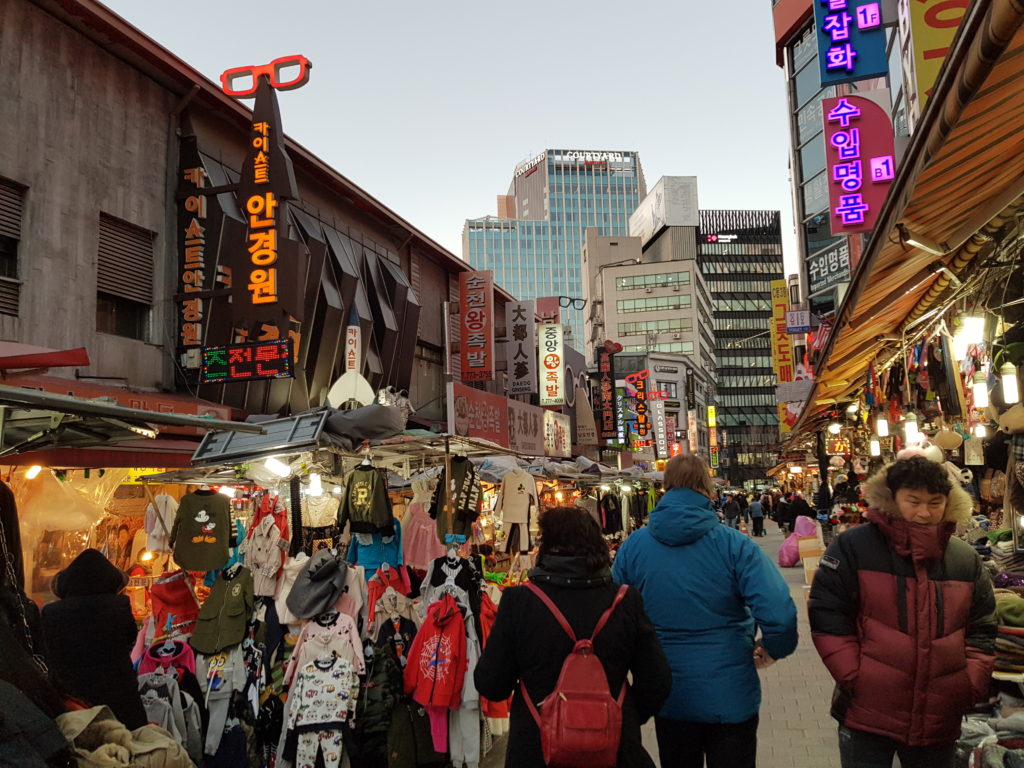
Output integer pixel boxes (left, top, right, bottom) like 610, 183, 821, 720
506, 300, 537, 395
595, 347, 619, 440
448, 381, 508, 447
770, 280, 794, 385
179, 166, 208, 348
898, 0, 966, 133
823, 95, 897, 234
459, 270, 495, 382
543, 410, 572, 458
539, 324, 565, 406
625, 369, 650, 438
201, 339, 293, 384
814, 0, 888, 86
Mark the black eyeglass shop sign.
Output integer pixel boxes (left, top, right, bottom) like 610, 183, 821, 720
201, 340, 294, 384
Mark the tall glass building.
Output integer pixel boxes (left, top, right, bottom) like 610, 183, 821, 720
699, 209, 784, 487
463, 149, 645, 343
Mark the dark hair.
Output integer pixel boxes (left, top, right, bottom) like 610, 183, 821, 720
886, 457, 953, 496
537, 506, 611, 572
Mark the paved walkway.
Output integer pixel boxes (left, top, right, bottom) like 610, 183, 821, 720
482, 524, 842, 767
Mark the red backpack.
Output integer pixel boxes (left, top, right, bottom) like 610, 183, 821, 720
520, 582, 628, 768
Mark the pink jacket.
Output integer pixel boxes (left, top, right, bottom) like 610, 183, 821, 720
284, 611, 364, 687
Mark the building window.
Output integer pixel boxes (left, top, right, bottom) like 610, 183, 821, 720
617, 295, 692, 314
96, 213, 155, 341
0, 177, 25, 317
623, 341, 694, 355
657, 381, 679, 399
617, 318, 694, 336
615, 271, 690, 291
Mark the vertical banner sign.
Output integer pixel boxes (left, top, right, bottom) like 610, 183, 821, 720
459, 270, 495, 382
345, 325, 360, 372
685, 368, 696, 411
626, 370, 650, 438
688, 411, 699, 454
652, 399, 669, 458
708, 405, 719, 449
899, 0, 966, 134
770, 280, 795, 436
221, 57, 309, 335
506, 300, 537, 394
595, 348, 618, 440
665, 415, 679, 456
179, 166, 208, 349
814, 0, 888, 86
539, 324, 565, 406
508, 399, 545, 455
616, 386, 628, 444
823, 96, 897, 234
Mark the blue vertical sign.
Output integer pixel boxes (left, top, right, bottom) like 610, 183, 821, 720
814, 0, 889, 86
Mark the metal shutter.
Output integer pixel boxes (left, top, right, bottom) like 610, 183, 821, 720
97, 213, 154, 304
0, 178, 24, 238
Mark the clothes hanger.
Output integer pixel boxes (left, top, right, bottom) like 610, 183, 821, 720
199, 484, 211, 491
359, 447, 373, 468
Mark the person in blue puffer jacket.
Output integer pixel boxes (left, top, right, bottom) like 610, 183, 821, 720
612, 453, 798, 768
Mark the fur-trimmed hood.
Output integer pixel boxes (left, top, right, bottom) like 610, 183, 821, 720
862, 464, 975, 525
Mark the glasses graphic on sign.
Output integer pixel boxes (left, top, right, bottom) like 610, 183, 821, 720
220, 55, 312, 97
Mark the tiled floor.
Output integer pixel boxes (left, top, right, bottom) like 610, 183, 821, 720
481, 524, 842, 767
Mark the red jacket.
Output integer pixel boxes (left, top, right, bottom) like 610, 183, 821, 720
403, 594, 466, 709
809, 471, 996, 746
478, 591, 511, 719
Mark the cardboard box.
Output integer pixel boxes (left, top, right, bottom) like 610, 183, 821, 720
798, 536, 823, 559
803, 556, 819, 585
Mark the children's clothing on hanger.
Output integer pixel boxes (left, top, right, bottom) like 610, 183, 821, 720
284, 610, 364, 688
170, 489, 232, 572
346, 517, 403, 574
284, 654, 359, 768
403, 477, 446, 569
494, 469, 538, 554
145, 494, 178, 553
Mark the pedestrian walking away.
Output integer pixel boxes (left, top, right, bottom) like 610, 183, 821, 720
613, 454, 798, 768
748, 497, 765, 537
475, 506, 671, 768
808, 456, 996, 768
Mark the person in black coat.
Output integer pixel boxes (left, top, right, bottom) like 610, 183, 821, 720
789, 493, 815, 523
41, 548, 147, 729
474, 507, 671, 768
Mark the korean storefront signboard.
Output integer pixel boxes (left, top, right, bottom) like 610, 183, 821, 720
575, 386, 599, 446
665, 415, 680, 456
625, 370, 650, 438
505, 300, 537, 395
823, 95, 897, 234
652, 399, 669, 458
508, 398, 545, 455
770, 280, 795, 436
688, 411, 699, 454
898, 0, 966, 134
459, 270, 495, 382
543, 410, 572, 458
221, 56, 308, 335
539, 324, 565, 406
200, 339, 294, 384
595, 347, 619, 440
786, 310, 813, 334
814, 0, 888, 86
447, 381, 508, 447
178, 165, 209, 350
807, 241, 852, 295
685, 368, 696, 411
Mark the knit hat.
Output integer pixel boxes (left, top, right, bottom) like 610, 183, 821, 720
52, 548, 128, 598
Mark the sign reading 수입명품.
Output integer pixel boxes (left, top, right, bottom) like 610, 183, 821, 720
823, 95, 897, 234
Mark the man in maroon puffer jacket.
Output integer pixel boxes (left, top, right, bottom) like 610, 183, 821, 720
809, 456, 996, 768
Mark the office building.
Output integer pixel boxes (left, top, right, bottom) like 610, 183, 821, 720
699, 209, 784, 486
463, 149, 646, 343
772, 0, 928, 321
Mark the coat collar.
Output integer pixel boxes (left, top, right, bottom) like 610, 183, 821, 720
867, 510, 953, 562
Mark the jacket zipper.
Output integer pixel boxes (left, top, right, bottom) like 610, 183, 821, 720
934, 581, 944, 638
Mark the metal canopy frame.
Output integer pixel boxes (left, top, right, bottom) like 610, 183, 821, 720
191, 410, 330, 467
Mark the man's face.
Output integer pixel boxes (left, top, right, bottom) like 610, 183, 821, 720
894, 487, 947, 525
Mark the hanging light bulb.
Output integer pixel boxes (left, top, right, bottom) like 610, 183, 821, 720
869, 437, 881, 457
218, 485, 236, 497
554, 490, 564, 501
332, 486, 343, 494
876, 415, 889, 437
264, 457, 290, 477
973, 370, 989, 409
846, 403, 859, 415
24, 465, 43, 479
1002, 362, 1020, 405
974, 423, 987, 438
828, 421, 842, 435
953, 316, 986, 360
903, 413, 920, 444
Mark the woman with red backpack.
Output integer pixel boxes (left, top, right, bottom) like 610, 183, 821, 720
474, 506, 670, 768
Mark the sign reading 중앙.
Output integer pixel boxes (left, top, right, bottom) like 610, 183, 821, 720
814, 0, 889, 86
539, 324, 565, 406
823, 95, 897, 234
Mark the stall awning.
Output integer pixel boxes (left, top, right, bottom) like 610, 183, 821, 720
793, 0, 1024, 438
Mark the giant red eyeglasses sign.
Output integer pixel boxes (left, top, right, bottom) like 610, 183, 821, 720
822, 95, 896, 234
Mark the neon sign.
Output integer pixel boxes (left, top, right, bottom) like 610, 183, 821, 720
814, 0, 888, 86
201, 340, 294, 384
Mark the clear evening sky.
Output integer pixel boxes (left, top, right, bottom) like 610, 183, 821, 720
100, 0, 799, 276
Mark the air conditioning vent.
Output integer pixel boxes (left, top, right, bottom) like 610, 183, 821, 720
644, 287, 653, 294
672, 285, 680, 292
672, 333, 682, 339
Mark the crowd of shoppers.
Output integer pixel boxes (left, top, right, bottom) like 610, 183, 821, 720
478, 453, 996, 768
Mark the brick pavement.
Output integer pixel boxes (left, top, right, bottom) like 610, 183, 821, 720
481, 524, 843, 767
